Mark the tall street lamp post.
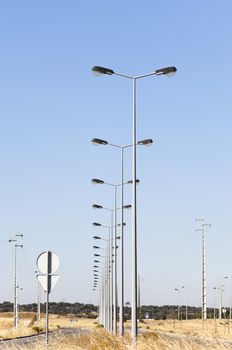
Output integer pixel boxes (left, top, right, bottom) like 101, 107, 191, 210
92, 138, 151, 335
174, 288, 180, 321
9, 234, 23, 328
182, 286, 188, 321
93, 203, 131, 334
92, 178, 132, 335
92, 65, 177, 341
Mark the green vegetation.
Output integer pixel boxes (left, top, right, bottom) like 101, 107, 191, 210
0, 301, 218, 320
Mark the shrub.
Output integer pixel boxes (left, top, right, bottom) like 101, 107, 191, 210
32, 325, 45, 333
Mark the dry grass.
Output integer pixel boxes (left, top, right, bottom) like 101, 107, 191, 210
0, 314, 232, 349
1, 329, 232, 350
137, 318, 232, 340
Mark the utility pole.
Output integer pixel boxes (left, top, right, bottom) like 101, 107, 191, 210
9, 234, 23, 328
196, 218, 210, 322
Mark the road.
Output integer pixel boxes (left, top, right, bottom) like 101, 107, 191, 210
0, 328, 88, 348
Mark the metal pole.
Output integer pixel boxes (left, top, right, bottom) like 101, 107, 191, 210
131, 77, 138, 341
138, 274, 141, 322
46, 290, 49, 345
230, 277, 231, 323
213, 287, 216, 320
110, 210, 114, 332
105, 240, 108, 330
108, 228, 111, 332
14, 244, 17, 328
119, 147, 124, 336
37, 280, 41, 322
113, 186, 117, 335
202, 226, 206, 321
219, 286, 223, 320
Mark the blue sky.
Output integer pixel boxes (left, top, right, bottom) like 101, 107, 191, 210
0, 0, 232, 308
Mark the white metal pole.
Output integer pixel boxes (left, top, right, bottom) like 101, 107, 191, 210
37, 280, 41, 322
107, 228, 111, 332
219, 287, 222, 320
119, 147, 124, 336
131, 77, 138, 341
202, 225, 207, 321
14, 244, 17, 328
113, 186, 117, 335
110, 210, 114, 332
46, 290, 49, 345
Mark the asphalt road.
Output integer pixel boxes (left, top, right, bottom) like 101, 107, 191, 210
0, 328, 88, 349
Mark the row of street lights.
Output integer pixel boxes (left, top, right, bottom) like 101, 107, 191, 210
91, 64, 177, 341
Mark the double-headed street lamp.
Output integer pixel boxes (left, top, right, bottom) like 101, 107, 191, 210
92, 178, 133, 335
92, 218, 126, 334
9, 234, 23, 328
92, 137, 152, 336
92, 64, 177, 341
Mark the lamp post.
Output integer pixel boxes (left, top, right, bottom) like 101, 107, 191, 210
92, 137, 152, 336
182, 286, 188, 321
93, 235, 110, 331
174, 288, 180, 321
93, 206, 128, 333
9, 234, 23, 328
92, 64, 177, 341
196, 218, 210, 321
213, 287, 218, 320
219, 284, 225, 320
92, 218, 126, 334
92, 178, 132, 335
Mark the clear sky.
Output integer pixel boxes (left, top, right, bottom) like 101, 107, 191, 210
0, 0, 232, 308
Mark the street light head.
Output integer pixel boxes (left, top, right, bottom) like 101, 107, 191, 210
127, 179, 140, 184
92, 178, 104, 185
118, 223, 126, 226
92, 66, 115, 76
155, 66, 177, 76
92, 138, 108, 146
94, 260, 99, 263
93, 236, 101, 240
93, 222, 101, 227
123, 204, 132, 209
94, 254, 100, 257
92, 204, 103, 209
138, 139, 153, 146
93, 246, 100, 249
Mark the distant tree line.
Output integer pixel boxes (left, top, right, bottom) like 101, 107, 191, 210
0, 301, 217, 319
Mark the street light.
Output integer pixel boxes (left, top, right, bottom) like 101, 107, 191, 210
182, 286, 188, 321
92, 180, 131, 335
92, 137, 152, 335
92, 65, 177, 340
174, 288, 180, 321
9, 234, 23, 328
